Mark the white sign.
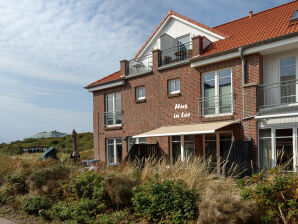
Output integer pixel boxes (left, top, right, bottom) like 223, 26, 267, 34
173, 104, 190, 119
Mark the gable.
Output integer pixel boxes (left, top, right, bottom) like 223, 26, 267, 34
136, 12, 227, 58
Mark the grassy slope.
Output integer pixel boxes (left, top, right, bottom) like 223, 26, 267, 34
0, 132, 94, 156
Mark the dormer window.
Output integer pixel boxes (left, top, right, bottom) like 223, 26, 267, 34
291, 10, 298, 21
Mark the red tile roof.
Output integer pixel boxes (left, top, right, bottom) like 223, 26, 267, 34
86, 71, 121, 88
87, 1, 298, 88
201, 0, 298, 57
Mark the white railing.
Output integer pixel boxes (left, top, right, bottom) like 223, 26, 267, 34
198, 93, 235, 117
103, 111, 123, 127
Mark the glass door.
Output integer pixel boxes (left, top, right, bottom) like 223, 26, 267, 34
106, 138, 122, 164
184, 135, 195, 161
171, 136, 181, 163
275, 129, 293, 170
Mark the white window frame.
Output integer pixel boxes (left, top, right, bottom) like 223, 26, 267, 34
136, 86, 146, 100
258, 127, 297, 172
105, 92, 122, 127
170, 135, 195, 162
168, 78, 180, 94
106, 138, 122, 164
201, 68, 233, 117
278, 55, 298, 105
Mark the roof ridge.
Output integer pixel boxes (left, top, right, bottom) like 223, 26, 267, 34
213, 0, 297, 29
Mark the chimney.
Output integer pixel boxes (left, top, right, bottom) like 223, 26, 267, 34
192, 35, 204, 56
120, 59, 128, 77
249, 11, 253, 18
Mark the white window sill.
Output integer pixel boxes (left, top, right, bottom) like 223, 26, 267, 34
105, 124, 122, 128
201, 113, 233, 118
169, 91, 180, 94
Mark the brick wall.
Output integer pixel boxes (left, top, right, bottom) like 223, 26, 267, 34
92, 52, 262, 165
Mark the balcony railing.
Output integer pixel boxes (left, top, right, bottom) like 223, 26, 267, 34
198, 93, 235, 117
103, 111, 123, 127
161, 41, 192, 66
258, 79, 298, 109
128, 54, 152, 76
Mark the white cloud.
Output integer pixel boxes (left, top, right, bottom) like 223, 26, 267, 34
0, 95, 92, 143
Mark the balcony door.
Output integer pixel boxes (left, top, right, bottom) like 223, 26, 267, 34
202, 68, 232, 116
279, 57, 297, 104
105, 92, 121, 126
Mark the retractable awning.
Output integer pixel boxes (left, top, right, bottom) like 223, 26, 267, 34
133, 120, 239, 138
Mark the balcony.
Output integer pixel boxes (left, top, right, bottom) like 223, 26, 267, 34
128, 54, 152, 76
258, 79, 298, 110
161, 41, 192, 66
103, 111, 123, 127
198, 93, 235, 117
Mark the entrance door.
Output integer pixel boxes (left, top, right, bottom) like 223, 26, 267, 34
275, 129, 293, 170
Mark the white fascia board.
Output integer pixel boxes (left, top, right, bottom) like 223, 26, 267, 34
245, 35, 298, 54
137, 16, 171, 58
191, 35, 298, 68
87, 80, 124, 92
255, 113, 298, 119
191, 51, 239, 68
171, 15, 225, 40
132, 130, 215, 138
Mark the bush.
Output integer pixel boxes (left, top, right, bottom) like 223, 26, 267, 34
132, 175, 198, 223
94, 211, 128, 224
239, 168, 297, 224
22, 195, 51, 215
198, 181, 259, 224
52, 171, 106, 223
105, 175, 137, 208
51, 198, 106, 223
28, 164, 70, 196
68, 171, 105, 200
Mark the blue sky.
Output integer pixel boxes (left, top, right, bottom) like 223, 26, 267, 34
0, 0, 291, 143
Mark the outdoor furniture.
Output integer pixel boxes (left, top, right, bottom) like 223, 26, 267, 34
132, 61, 145, 72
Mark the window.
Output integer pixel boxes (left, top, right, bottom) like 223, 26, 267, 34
168, 79, 180, 94
202, 69, 232, 116
291, 10, 298, 21
204, 134, 217, 166
171, 136, 181, 162
259, 129, 272, 169
128, 137, 146, 151
104, 92, 122, 126
184, 135, 194, 161
171, 135, 195, 163
275, 129, 293, 170
106, 138, 122, 164
259, 128, 295, 171
280, 57, 296, 104
136, 86, 145, 100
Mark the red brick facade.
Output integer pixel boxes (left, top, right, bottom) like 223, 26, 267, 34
92, 50, 263, 165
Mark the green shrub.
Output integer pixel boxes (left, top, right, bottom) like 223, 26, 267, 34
68, 171, 105, 200
105, 175, 137, 208
51, 198, 106, 223
5, 171, 28, 194
94, 211, 128, 224
132, 175, 198, 223
22, 195, 51, 215
240, 168, 297, 224
28, 164, 70, 197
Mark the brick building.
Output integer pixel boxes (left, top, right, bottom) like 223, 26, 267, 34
86, 2, 298, 172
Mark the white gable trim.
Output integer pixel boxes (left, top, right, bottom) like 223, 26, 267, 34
138, 15, 226, 58
171, 15, 226, 40
87, 80, 124, 92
